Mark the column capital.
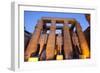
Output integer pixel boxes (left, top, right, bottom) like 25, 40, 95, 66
63, 26, 69, 30
50, 19, 56, 30
76, 23, 82, 31
35, 26, 43, 30
35, 20, 43, 30
64, 20, 68, 26
51, 19, 56, 24
37, 20, 43, 26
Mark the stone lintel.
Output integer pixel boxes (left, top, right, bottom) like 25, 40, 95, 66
41, 17, 77, 24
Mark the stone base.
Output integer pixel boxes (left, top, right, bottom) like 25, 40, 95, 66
28, 57, 39, 62
56, 55, 63, 60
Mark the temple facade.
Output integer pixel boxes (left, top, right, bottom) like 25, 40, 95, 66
24, 17, 90, 61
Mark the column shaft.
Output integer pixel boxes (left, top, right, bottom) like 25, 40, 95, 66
76, 23, 90, 58
63, 21, 73, 59
25, 20, 43, 60
56, 34, 63, 54
39, 33, 47, 55
46, 20, 56, 60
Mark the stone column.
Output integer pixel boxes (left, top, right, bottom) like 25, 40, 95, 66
39, 33, 47, 56
63, 21, 73, 59
25, 20, 43, 60
46, 20, 56, 60
56, 33, 63, 54
72, 32, 81, 58
72, 32, 80, 49
75, 23, 90, 59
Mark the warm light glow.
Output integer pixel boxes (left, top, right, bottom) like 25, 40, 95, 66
82, 49, 90, 58
28, 57, 38, 62
56, 55, 63, 60
82, 47, 90, 58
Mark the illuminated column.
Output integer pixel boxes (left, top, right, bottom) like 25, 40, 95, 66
63, 21, 73, 59
76, 23, 90, 58
46, 20, 56, 60
25, 20, 43, 60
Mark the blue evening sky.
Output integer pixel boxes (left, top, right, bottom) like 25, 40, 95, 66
24, 11, 89, 33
